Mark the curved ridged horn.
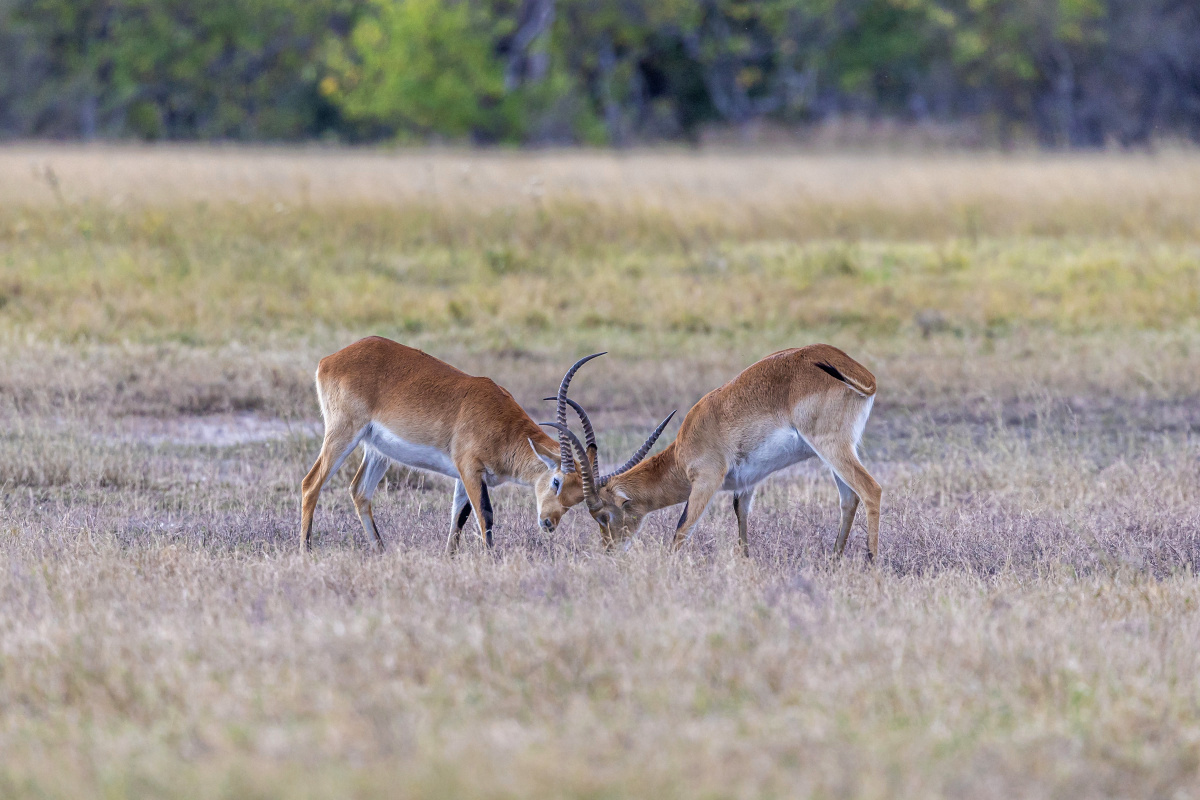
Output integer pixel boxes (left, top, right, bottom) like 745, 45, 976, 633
598, 410, 677, 487
544, 396, 598, 471
553, 353, 605, 473
540, 421, 600, 509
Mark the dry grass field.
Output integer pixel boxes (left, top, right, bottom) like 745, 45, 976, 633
2, 145, 1199, 798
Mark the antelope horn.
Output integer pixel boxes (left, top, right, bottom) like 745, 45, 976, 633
543, 395, 598, 471
598, 410, 677, 486
553, 353, 605, 473
540, 421, 600, 510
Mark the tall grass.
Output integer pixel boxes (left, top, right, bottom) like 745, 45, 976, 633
1, 147, 1198, 344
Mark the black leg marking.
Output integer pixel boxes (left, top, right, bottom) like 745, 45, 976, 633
676, 501, 690, 530
455, 502, 473, 531
732, 495, 740, 515
479, 482, 494, 547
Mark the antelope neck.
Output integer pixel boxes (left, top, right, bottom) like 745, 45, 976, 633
611, 442, 691, 513
514, 429, 563, 483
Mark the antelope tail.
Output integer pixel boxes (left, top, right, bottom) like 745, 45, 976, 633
813, 357, 877, 398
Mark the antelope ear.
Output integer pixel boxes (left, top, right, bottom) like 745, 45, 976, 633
528, 438, 558, 471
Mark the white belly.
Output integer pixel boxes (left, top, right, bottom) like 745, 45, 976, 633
363, 423, 459, 479
722, 427, 815, 491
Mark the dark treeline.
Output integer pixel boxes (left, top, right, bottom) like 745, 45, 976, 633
1, 0, 1198, 147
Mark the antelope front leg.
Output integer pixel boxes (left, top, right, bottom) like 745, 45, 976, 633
672, 476, 722, 551
446, 480, 474, 554
477, 483, 494, 547
732, 487, 756, 558
452, 461, 494, 551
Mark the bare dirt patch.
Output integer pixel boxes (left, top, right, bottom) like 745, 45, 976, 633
113, 413, 321, 447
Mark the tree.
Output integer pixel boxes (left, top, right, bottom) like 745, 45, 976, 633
324, 0, 523, 141
2, 0, 1198, 146
1, 0, 355, 140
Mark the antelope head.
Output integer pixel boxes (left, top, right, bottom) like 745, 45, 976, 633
527, 353, 604, 532
541, 403, 675, 548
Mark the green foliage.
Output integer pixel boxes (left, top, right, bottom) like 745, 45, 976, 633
945, 0, 1105, 92
0, 0, 1194, 146
830, 0, 945, 96
326, 0, 522, 141
1, 0, 358, 140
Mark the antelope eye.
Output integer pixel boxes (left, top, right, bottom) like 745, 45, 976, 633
551, 476, 562, 493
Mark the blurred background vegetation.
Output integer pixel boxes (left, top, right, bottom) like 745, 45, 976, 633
1, 0, 1198, 147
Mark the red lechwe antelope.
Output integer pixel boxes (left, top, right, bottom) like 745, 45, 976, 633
300, 336, 604, 552
544, 344, 882, 559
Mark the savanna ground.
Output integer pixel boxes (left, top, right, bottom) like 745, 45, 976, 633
1, 145, 1199, 798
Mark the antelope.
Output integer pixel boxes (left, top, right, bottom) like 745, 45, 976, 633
300, 336, 604, 553
544, 344, 882, 559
